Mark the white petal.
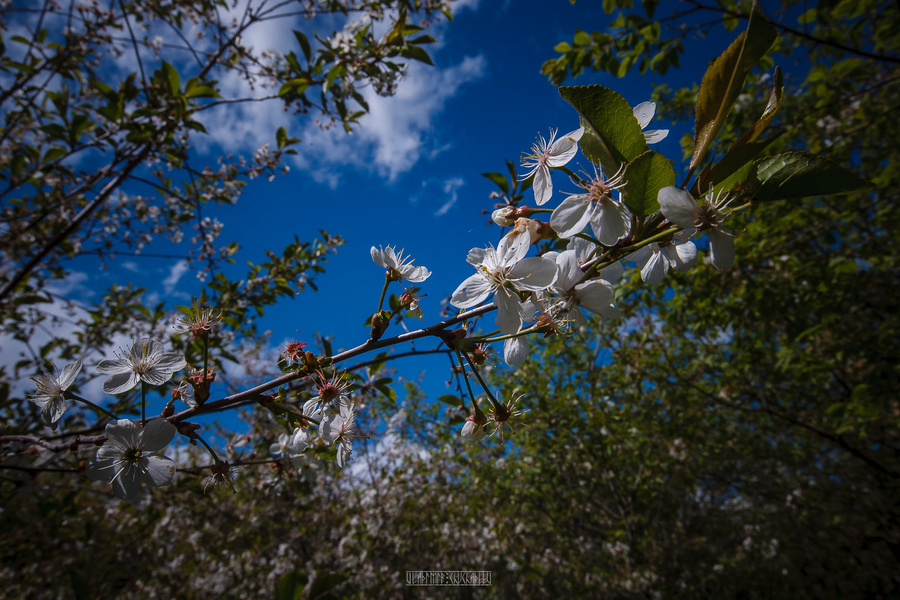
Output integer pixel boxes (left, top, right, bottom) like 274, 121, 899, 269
503, 337, 529, 367
320, 413, 343, 444
640, 247, 669, 284
493, 288, 524, 335
142, 454, 176, 486
670, 240, 698, 271
103, 369, 141, 395
450, 273, 493, 308
497, 230, 531, 264
575, 281, 621, 318
633, 101, 656, 129
532, 164, 553, 206
141, 368, 175, 387
58, 358, 83, 390
466, 247, 487, 267
643, 128, 669, 144
112, 465, 142, 500
44, 397, 67, 425
400, 264, 431, 283
508, 257, 558, 291
626, 245, 653, 265
370, 246, 385, 268
154, 352, 187, 374
598, 261, 624, 283
95, 358, 130, 375
549, 194, 592, 238
708, 226, 735, 270
85, 455, 117, 482
546, 126, 583, 166
554, 250, 583, 291
336, 439, 352, 468
140, 418, 176, 452
105, 419, 141, 447
590, 200, 631, 246
658, 187, 700, 228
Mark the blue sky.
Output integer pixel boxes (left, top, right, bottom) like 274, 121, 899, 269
7, 0, 744, 425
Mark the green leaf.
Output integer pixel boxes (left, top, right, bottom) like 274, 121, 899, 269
293, 30, 311, 62
481, 172, 510, 195
161, 60, 180, 94
731, 66, 783, 149
439, 394, 464, 407
276, 570, 308, 600
701, 133, 782, 194
623, 151, 676, 216
559, 85, 648, 174
400, 45, 434, 66
276, 126, 287, 149
690, 2, 777, 172
742, 152, 872, 202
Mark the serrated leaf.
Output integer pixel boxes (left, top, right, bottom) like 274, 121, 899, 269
742, 152, 872, 201
700, 133, 782, 194
622, 151, 676, 216
559, 85, 648, 174
690, 3, 777, 172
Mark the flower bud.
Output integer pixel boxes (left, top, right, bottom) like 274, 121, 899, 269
492, 207, 516, 227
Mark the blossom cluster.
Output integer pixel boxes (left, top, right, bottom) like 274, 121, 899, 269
21, 101, 741, 500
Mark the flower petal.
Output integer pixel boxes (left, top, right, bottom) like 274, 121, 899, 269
58, 358, 83, 390
546, 126, 583, 167
550, 194, 592, 238
671, 240, 698, 271
112, 465, 142, 500
575, 280, 621, 318
532, 164, 553, 206
633, 101, 656, 129
102, 371, 140, 395
503, 337, 529, 367
708, 226, 735, 270
640, 246, 669, 284
95, 359, 130, 375
139, 418, 176, 452
494, 288, 524, 335
142, 454, 176, 486
508, 257, 558, 291
658, 187, 700, 229
643, 128, 669, 144
450, 273, 493, 308
590, 200, 631, 246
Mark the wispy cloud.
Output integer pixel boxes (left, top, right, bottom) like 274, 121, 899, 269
162, 260, 189, 295
434, 177, 466, 217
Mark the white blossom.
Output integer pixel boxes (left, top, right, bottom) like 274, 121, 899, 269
550, 166, 631, 245
28, 358, 82, 426
450, 242, 558, 335
633, 101, 669, 144
658, 186, 735, 270
320, 402, 358, 468
520, 126, 584, 205
628, 230, 698, 284
85, 419, 177, 500
370, 245, 431, 283
96, 339, 186, 395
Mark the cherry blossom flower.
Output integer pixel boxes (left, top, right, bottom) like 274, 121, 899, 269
320, 402, 358, 468
303, 371, 351, 416
503, 336, 529, 367
546, 250, 621, 328
371, 245, 431, 283
96, 339, 186, 395
491, 206, 516, 227
658, 186, 736, 270
550, 166, 631, 245
28, 358, 82, 426
269, 426, 312, 467
628, 230, 698, 284
567, 237, 625, 283
520, 126, 584, 205
85, 418, 177, 500
633, 101, 669, 144
450, 243, 558, 334
461, 407, 488, 441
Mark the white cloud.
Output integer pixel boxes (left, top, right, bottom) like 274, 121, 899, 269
435, 177, 465, 217
295, 55, 487, 184
162, 260, 190, 294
